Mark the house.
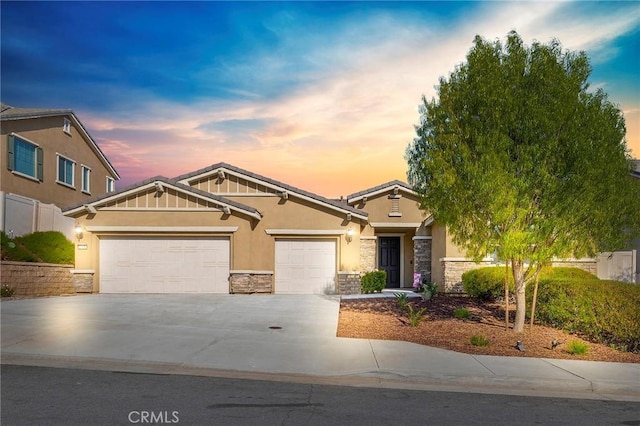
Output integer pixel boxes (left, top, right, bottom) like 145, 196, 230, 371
1, 103, 120, 206
63, 162, 601, 294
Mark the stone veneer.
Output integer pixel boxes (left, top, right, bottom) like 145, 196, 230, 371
413, 237, 432, 284
359, 237, 377, 273
1, 261, 75, 296
229, 272, 273, 294
337, 271, 361, 295
71, 270, 95, 293
441, 258, 598, 294
441, 259, 495, 294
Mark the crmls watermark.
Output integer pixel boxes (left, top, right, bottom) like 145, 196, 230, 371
128, 410, 179, 424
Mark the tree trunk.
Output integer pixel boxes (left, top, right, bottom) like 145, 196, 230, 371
504, 262, 509, 330
511, 259, 527, 333
529, 273, 540, 329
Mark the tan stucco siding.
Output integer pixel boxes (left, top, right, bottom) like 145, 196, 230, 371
1, 117, 116, 207
354, 191, 426, 224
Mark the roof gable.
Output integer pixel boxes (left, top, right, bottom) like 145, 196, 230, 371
63, 176, 261, 220
1, 103, 120, 180
175, 162, 368, 220
347, 180, 417, 203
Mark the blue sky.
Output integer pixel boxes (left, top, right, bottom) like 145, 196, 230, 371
2, 1, 639, 195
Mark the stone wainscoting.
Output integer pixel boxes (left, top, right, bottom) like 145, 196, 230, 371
359, 237, 376, 273
1, 261, 75, 296
229, 271, 274, 294
413, 237, 432, 284
440, 258, 598, 294
337, 271, 361, 295
71, 269, 95, 293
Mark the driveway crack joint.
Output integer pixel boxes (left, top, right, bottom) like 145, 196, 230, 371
471, 355, 496, 375
368, 340, 380, 370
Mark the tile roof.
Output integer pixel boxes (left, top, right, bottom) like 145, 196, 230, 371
175, 162, 368, 219
63, 175, 260, 218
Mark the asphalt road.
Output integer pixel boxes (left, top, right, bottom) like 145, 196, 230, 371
2, 365, 638, 425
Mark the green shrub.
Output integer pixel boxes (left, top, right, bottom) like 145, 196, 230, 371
1, 284, 15, 298
530, 278, 640, 353
0, 231, 74, 265
406, 304, 426, 327
462, 267, 514, 300
566, 340, 589, 355
462, 266, 597, 301
453, 307, 471, 319
470, 334, 490, 347
361, 270, 386, 294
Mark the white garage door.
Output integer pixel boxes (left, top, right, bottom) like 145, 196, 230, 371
99, 237, 230, 293
275, 239, 336, 294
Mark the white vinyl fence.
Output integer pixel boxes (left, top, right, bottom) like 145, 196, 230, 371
597, 250, 638, 284
0, 191, 74, 240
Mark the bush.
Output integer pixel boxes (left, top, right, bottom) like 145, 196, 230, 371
1, 284, 15, 298
406, 304, 426, 327
462, 267, 514, 300
530, 278, 640, 353
0, 231, 74, 264
361, 270, 386, 294
462, 266, 597, 300
566, 340, 589, 355
470, 334, 490, 347
453, 307, 471, 319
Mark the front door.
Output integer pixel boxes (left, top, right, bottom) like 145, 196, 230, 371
378, 237, 400, 288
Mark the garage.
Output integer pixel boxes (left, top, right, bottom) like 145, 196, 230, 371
275, 239, 336, 294
99, 236, 230, 293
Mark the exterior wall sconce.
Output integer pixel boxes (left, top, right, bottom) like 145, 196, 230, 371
74, 224, 84, 240
346, 228, 354, 243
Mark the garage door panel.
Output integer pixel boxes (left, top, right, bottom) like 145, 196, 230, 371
275, 239, 336, 294
99, 237, 230, 293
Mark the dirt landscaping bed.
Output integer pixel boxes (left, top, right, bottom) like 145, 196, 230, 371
337, 295, 640, 364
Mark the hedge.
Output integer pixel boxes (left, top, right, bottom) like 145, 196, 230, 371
361, 270, 386, 294
530, 278, 640, 353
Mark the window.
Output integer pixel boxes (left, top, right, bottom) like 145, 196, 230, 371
81, 165, 91, 193
57, 155, 75, 187
106, 177, 115, 193
6, 134, 43, 181
63, 118, 71, 134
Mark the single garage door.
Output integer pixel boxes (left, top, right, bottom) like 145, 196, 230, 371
275, 239, 336, 294
99, 237, 230, 293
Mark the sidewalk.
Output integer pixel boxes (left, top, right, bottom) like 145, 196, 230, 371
1, 294, 638, 401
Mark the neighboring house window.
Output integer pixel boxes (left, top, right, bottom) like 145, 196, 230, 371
106, 177, 115, 193
63, 118, 71, 134
81, 165, 91, 193
6, 134, 43, 181
57, 154, 75, 187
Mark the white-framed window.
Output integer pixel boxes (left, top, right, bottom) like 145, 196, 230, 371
81, 165, 91, 194
63, 118, 71, 134
7, 134, 43, 181
57, 154, 75, 188
106, 176, 115, 193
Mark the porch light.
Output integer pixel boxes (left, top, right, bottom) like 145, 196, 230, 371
74, 224, 84, 240
346, 228, 354, 243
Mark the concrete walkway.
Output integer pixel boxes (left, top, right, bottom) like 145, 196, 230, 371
1, 294, 638, 401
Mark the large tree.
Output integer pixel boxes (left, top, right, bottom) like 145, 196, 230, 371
406, 31, 640, 333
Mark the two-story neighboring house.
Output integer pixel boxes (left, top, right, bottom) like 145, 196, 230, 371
1, 103, 120, 236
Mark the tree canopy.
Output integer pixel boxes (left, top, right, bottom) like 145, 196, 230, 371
406, 30, 640, 332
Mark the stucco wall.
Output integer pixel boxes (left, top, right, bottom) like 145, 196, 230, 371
1, 117, 117, 208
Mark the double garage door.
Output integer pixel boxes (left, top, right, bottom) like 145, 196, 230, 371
99, 237, 336, 294
99, 237, 230, 293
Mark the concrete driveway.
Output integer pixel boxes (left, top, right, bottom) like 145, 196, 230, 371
2, 294, 639, 401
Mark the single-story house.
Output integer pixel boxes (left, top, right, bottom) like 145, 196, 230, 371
63, 162, 596, 294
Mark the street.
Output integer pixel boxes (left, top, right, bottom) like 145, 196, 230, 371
2, 365, 638, 425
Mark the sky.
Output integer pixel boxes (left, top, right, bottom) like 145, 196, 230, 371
2, 1, 639, 197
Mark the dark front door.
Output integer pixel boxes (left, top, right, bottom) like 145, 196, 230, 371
378, 237, 401, 288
